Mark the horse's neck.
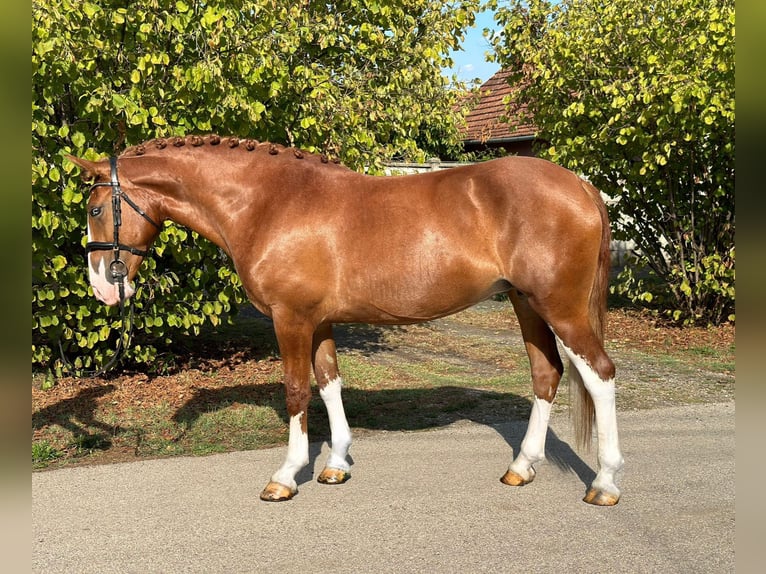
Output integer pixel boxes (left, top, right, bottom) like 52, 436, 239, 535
158, 167, 249, 253
154, 156, 351, 254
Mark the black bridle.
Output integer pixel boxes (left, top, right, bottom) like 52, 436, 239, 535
58, 156, 162, 377
85, 156, 161, 295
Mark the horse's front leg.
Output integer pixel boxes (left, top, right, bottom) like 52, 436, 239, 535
260, 319, 315, 502
312, 324, 352, 485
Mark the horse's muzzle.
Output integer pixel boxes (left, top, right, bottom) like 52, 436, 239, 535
88, 256, 135, 306
91, 281, 135, 306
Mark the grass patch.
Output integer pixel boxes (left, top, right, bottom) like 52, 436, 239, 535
32, 441, 61, 468
405, 358, 530, 392
181, 404, 288, 456
617, 343, 736, 381
338, 355, 397, 390
679, 345, 736, 374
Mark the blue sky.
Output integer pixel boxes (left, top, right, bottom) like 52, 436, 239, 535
444, 8, 501, 85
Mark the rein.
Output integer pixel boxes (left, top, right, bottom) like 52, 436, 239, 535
58, 156, 161, 377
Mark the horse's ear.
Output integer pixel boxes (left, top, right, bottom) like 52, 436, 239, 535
65, 155, 108, 182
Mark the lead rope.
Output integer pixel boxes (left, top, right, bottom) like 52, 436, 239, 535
55, 281, 137, 378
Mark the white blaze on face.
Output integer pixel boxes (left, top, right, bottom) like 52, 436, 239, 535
87, 221, 135, 306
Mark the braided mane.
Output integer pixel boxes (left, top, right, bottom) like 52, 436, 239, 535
120, 134, 343, 166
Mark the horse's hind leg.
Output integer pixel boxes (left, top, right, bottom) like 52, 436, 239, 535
555, 323, 623, 506
501, 290, 564, 487
312, 323, 352, 485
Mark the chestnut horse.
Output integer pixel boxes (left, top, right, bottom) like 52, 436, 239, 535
67, 134, 623, 505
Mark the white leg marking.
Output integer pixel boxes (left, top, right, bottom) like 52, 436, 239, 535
319, 377, 352, 472
558, 339, 624, 496
508, 396, 552, 481
271, 412, 309, 491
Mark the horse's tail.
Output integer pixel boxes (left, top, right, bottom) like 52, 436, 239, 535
570, 178, 611, 450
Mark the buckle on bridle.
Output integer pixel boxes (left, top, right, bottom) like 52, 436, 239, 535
109, 259, 128, 280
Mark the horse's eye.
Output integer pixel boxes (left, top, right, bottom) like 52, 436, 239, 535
89, 206, 103, 217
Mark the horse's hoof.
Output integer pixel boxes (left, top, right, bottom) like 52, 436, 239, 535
259, 481, 296, 502
583, 487, 620, 506
500, 468, 535, 486
317, 467, 351, 485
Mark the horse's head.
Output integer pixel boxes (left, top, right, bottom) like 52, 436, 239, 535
66, 155, 163, 306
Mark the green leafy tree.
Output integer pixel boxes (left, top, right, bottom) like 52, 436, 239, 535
33, 0, 480, 371
489, 0, 735, 324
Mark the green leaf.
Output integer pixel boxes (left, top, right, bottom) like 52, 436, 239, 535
112, 93, 127, 110
71, 131, 86, 148
83, 2, 99, 18
51, 255, 67, 271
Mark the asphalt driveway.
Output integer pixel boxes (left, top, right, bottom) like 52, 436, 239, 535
33, 401, 734, 573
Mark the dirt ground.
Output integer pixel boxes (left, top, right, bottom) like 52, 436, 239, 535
33, 299, 735, 467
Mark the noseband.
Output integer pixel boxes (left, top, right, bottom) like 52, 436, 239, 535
85, 156, 161, 297
59, 156, 161, 377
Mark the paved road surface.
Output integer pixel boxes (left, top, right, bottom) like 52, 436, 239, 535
33, 402, 734, 573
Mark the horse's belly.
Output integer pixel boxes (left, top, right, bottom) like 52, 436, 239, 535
336, 269, 510, 324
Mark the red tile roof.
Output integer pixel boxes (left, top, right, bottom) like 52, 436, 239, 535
462, 70, 537, 143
